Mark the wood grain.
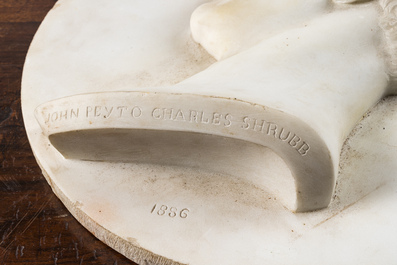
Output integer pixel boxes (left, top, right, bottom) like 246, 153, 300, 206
0, 1, 137, 264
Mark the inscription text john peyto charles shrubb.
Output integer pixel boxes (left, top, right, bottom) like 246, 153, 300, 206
43, 104, 310, 156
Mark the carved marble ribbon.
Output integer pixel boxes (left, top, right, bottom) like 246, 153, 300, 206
35, 92, 333, 212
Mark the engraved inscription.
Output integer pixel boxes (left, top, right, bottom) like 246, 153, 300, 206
44, 108, 80, 123
85, 105, 142, 118
44, 105, 143, 124
241, 116, 310, 156
41, 102, 310, 156
150, 204, 190, 219
151, 108, 232, 127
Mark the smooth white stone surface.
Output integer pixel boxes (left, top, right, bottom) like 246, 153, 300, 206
22, 0, 397, 264
190, 0, 330, 60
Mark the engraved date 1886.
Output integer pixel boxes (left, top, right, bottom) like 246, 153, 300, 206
151, 204, 190, 219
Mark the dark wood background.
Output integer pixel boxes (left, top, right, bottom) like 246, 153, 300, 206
0, 1, 136, 264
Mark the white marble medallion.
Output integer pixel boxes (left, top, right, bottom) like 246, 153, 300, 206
22, 0, 397, 264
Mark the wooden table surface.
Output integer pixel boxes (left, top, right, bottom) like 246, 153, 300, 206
0, 1, 137, 264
